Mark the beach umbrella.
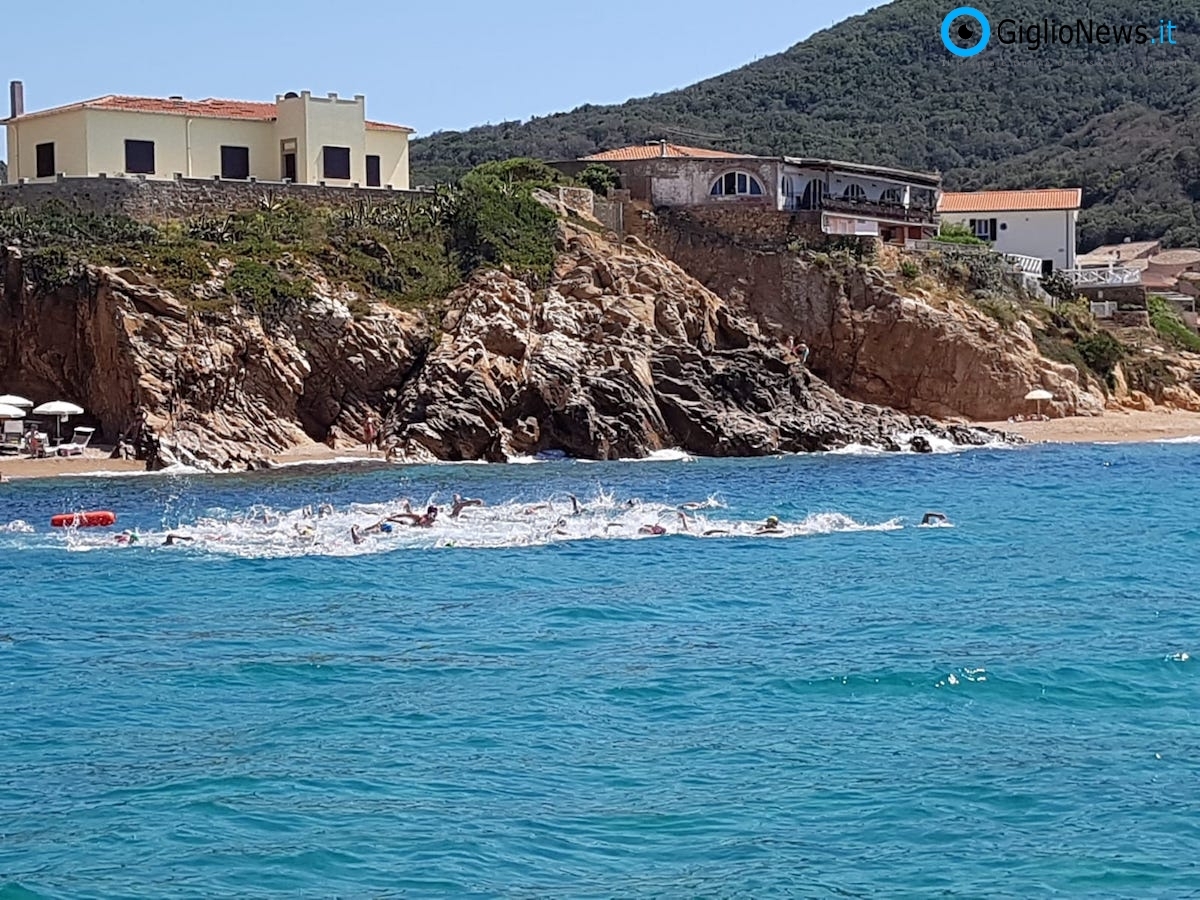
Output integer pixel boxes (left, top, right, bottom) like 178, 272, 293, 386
32, 400, 84, 442
0, 394, 33, 408
1024, 388, 1053, 417
0, 403, 26, 419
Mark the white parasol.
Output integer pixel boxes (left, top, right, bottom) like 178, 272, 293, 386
1024, 389, 1053, 417
32, 400, 85, 442
0, 394, 33, 408
0, 403, 26, 419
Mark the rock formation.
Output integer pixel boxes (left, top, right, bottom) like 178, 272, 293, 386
390, 228, 1012, 461
644, 220, 1108, 422
0, 219, 1017, 472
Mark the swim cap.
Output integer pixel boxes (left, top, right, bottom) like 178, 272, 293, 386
380, 523, 393, 533
766, 516, 780, 526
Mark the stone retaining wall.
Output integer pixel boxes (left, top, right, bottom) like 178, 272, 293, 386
0, 175, 427, 221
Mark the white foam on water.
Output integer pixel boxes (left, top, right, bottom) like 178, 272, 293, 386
827, 443, 887, 457
620, 448, 695, 463
1, 520, 34, 533
272, 456, 389, 469
1155, 435, 1200, 445
34, 490, 907, 560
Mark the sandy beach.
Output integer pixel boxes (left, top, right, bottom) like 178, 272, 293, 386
3, 412, 1198, 481
0, 452, 146, 480
977, 409, 1200, 444
0, 443, 387, 480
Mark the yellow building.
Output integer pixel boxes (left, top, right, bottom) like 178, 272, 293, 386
3, 82, 412, 189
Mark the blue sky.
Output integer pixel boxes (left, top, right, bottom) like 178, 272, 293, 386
2, 0, 882, 159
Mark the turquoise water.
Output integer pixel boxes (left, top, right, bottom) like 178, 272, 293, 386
2, 442, 1199, 897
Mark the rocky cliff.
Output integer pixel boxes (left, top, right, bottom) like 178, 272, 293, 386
0, 218, 1014, 471
643, 215, 1109, 421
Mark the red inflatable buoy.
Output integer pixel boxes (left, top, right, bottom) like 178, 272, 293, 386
50, 511, 117, 528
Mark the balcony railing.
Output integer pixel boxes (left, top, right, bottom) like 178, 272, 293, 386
1062, 266, 1142, 287
806, 196, 938, 224
1004, 253, 1044, 276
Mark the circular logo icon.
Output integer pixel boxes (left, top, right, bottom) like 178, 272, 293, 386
941, 7, 991, 57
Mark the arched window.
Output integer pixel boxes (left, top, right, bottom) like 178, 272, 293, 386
800, 178, 824, 210
842, 184, 867, 202
710, 171, 765, 197
880, 188, 903, 205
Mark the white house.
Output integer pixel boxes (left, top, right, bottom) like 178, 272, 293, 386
938, 188, 1082, 273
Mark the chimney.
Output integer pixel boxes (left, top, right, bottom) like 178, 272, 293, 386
10, 80, 24, 119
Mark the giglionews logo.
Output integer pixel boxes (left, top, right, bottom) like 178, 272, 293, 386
941, 7, 991, 57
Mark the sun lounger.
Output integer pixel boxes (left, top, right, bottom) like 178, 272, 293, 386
55, 426, 95, 457
0, 420, 22, 454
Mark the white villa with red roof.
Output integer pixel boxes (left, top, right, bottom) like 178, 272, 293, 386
3, 81, 412, 189
938, 188, 1082, 273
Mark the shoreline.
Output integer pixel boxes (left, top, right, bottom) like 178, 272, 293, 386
975, 408, 1200, 445
3, 410, 1199, 482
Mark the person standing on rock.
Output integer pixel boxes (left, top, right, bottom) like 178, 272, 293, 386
796, 342, 810, 367
363, 415, 378, 453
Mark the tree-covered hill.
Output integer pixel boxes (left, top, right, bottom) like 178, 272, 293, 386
412, 0, 1200, 250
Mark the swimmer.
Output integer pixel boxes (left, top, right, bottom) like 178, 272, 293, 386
638, 523, 667, 536
679, 501, 707, 511
114, 529, 140, 545
568, 494, 583, 516
523, 503, 553, 515
390, 505, 439, 528
450, 493, 484, 519
162, 533, 194, 546
295, 523, 316, 539
350, 524, 364, 545
755, 515, 785, 535
677, 511, 730, 537
317, 503, 334, 518
920, 512, 950, 526
550, 517, 570, 536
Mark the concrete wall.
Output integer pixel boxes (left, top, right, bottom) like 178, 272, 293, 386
941, 208, 1076, 270
185, 117, 278, 180
0, 175, 425, 221
6, 109, 89, 180
274, 94, 308, 183
365, 129, 410, 190
554, 157, 784, 209
84, 109, 194, 178
299, 94, 366, 186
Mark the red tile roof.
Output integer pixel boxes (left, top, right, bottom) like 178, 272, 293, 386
583, 143, 748, 161
939, 189, 1082, 213
6, 94, 412, 132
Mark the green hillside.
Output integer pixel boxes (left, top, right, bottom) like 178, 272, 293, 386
412, 0, 1200, 250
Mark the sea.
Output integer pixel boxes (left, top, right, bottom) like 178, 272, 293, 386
2, 437, 1199, 898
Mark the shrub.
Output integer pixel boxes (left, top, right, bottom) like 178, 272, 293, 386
899, 259, 920, 279
578, 163, 619, 197
973, 296, 1018, 328
1075, 330, 1126, 388
1042, 271, 1078, 305
225, 260, 312, 329
1148, 294, 1200, 353
447, 177, 557, 284
936, 222, 987, 245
